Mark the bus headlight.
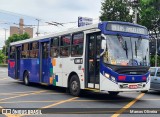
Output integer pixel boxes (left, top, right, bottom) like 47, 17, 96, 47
105, 73, 110, 78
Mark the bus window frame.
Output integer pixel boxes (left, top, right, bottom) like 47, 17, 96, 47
21, 43, 30, 59
9, 46, 16, 60
71, 32, 84, 57
29, 41, 39, 58
60, 34, 71, 58
50, 37, 59, 58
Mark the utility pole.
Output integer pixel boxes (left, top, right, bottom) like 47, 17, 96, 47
155, 37, 157, 67
134, 7, 138, 24
133, 0, 138, 24
36, 19, 40, 36
4, 28, 8, 63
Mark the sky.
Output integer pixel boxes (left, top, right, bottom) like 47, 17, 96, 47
0, 0, 102, 48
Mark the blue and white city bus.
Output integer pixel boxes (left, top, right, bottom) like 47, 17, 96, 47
8, 21, 150, 96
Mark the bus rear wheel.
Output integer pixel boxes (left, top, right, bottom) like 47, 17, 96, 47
69, 75, 81, 96
24, 72, 30, 86
108, 91, 119, 96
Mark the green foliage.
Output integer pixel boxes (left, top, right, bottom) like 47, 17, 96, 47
6, 33, 30, 49
1, 33, 30, 64
139, 0, 160, 33
2, 33, 30, 56
0, 50, 5, 63
100, 0, 132, 22
150, 55, 160, 67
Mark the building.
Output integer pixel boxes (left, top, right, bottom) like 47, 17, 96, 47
10, 19, 33, 38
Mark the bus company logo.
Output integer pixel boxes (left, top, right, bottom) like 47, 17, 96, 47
132, 77, 135, 81
9, 61, 15, 68
2, 109, 11, 114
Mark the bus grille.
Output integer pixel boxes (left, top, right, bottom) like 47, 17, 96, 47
115, 67, 148, 75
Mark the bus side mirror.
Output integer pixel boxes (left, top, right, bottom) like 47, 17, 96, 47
100, 34, 107, 56
101, 39, 106, 50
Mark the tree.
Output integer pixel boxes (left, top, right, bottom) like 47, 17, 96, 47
139, 0, 160, 35
0, 50, 6, 64
100, 0, 132, 22
2, 33, 30, 55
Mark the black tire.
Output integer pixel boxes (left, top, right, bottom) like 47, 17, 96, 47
108, 91, 119, 96
141, 90, 148, 93
23, 71, 30, 86
69, 75, 81, 96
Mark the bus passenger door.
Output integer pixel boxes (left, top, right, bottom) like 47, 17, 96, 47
40, 41, 50, 83
86, 32, 101, 89
15, 46, 21, 79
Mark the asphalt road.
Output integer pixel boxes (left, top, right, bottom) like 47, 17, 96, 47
0, 67, 160, 117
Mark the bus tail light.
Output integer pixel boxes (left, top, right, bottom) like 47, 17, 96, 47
118, 76, 126, 81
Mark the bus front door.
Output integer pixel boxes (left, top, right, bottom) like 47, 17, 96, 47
86, 32, 101, 89
40, 41, 50, 83
15, 46, 21, 79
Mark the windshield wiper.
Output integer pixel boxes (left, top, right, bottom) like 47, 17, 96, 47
135, 41, 137, 57
117, 34, 128, 58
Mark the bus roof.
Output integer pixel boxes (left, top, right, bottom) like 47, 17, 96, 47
10, 21, 148, 46
10, 23, 99, 46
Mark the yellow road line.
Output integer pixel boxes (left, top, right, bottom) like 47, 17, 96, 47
0, 90, 48, 117
0, 99, 131, 104
0, 90, 47, 101
42, 97, 79, 108
1, 98, 159, 104
0, 92, 63, 96
0, 90, 47, 94
0, 78, 8, 80
17, 97, 79, 117
0, 84, 10, 86
111, 93, 145, 117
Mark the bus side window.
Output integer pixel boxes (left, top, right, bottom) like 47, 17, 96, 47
51, 37, 59, 58
30, 42, 39, 58
42, 43, 49, 59
60, 35, 71, 57
71, 32, 84, 57
10, 46, 15, 59
21, 43, 29, 58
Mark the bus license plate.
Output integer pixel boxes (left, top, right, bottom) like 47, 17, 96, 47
129, 85, 138, 89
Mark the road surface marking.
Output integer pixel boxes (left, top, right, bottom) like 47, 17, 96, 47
0, 99, 131, 103
0, 84, 10, 86
0, 90, 48, 117
17, 97, 79, 117
0, 90, 48, 94
0, 90, 47, 101
42, 97, 79, 108
0, 92, 63, 96
111, 93, 145, 117
0, 78, 7, 80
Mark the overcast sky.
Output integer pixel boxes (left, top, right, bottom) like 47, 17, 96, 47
0, 0, 102, 47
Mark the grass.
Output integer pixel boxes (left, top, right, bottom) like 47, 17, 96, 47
0, 64, 8, 67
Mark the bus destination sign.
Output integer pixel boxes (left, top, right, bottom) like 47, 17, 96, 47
106, 23, 148, 35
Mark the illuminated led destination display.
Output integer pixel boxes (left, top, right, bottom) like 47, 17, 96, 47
106, 23, 148, 35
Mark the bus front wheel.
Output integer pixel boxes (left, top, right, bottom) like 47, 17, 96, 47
24, 72, 30, 86
69, 75, 81, 96
108, 91, 119, 96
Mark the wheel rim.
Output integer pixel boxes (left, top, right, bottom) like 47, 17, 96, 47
71, 81, 78, 92
25, 75, 28, 84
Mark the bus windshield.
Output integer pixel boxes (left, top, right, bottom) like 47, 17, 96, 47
103, 35, 150, 66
